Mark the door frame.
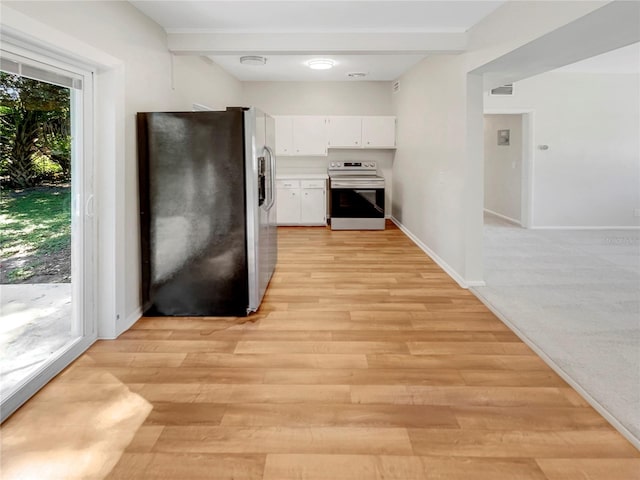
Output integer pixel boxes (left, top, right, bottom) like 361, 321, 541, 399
484, 108, 535, 229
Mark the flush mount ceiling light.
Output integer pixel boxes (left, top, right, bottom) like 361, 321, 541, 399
347, 72, 368, 78
240, 55, 267, 66
307, 58, 335, 70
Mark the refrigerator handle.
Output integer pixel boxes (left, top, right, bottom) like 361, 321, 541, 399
264, 145, 276, 211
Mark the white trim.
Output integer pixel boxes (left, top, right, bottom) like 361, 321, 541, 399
0, 335, 97, 422
1, 6, 120, 69
391, 216, 470, 289
106, 307, 143, 340
484, 208, 521, 226
470, 287, 640, 450
531, 225, 640, 230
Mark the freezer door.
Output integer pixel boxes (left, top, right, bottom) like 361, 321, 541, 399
138, 111, 249, 316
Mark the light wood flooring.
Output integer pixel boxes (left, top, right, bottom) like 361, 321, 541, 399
2, 223, 639, 479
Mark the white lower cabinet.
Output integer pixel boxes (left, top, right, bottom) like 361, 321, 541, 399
276, 178, 327, 226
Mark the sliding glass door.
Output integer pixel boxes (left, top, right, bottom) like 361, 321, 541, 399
0, 46, 95, 420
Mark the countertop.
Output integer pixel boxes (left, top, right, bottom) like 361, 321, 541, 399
276, 171, 328, 180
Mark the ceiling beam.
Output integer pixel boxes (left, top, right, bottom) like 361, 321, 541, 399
166, 31, 467, 55
473, 1, 640, 89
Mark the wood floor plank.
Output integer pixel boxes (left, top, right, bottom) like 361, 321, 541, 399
408, 429, 640, 458
452, 406, 613, 431
144, 403, 227, 425
105, 453, 265, 480
225, 385, 352, 404
407, 341, 532, 355
182, 353, 367, 369
263, 453, 427, 480
365, 354, 549, 371
234, 340, 409, 354
536, 458, 640, 479
460, 370, 568, 387
263, 368, 466, 386
350, 385, 586, 407
153, 426, 414, 455
220, 403, 459, 428
263, 455, 549, 480
89, 339, 237, 353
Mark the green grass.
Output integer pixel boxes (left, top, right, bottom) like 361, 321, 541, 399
1, 187, 71, 280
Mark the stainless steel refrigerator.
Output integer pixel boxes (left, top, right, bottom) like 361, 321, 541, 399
137, 107, 277, 316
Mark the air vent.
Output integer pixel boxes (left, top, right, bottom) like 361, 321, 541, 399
392, 81, 400, 93
490, 83, 514, 96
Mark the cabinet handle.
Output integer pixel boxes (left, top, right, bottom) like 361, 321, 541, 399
355, 141, 358, 144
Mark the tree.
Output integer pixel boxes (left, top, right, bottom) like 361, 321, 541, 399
0, 72, 71, 188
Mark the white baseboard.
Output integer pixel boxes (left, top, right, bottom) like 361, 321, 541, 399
470, 287, 640, 450
117, 306, 143, 337
484, 209, 521, 226
465, 280, 487, 287
391, 216, 471, 289
530, 225, 640, 230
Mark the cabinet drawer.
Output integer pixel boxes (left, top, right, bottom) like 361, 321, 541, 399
276, 179, 300, 189
301, 179, 326, 189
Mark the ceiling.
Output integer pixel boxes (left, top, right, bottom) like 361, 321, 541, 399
130, 1, 505, 81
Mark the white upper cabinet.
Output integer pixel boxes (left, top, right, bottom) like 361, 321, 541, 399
326, 116, 396, 149
274, 116, 293, 156
326, 116, 362, 148
275, 115, 396, 155
275, 116, 327, 156
362, 116, 396, 148
293, 116, 327, 155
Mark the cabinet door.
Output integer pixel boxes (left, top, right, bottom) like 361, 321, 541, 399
300, 188, 326, 225
292, 116, 327, 156
327, 116, 361, 148
276, 188, 301, 225
274, 116, 293, 156
362, 116, 396, 148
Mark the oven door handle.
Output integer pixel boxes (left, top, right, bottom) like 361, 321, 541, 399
330, 181, 384, 189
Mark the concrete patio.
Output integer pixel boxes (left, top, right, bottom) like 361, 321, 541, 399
0, 283, 75, 399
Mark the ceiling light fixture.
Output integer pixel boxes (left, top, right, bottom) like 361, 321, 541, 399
240, 55, 267, 66
347, 72, 368, 78
307, 59, 335, 70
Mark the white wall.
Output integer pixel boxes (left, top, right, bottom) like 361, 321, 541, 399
486, 73, 640, 227
484, 114, 523, 223
243, 81, 393, 115
244, 81, 395, 214
392, 1, 620, 286
2, 1, 242, 336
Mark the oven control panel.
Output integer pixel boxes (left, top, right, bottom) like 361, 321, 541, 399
329, 161, 376, 170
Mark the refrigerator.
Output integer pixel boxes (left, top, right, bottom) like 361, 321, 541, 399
137, 107, 277, 316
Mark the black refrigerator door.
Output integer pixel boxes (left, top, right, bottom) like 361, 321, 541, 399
138, 111, 249, 316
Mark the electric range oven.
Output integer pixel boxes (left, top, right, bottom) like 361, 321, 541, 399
328, 161, 385, 230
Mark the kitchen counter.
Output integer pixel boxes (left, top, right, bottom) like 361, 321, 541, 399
276, 172, 328, 180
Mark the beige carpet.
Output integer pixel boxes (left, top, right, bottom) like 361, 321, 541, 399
473, 213, 640, 443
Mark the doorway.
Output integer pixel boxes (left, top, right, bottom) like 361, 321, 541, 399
0, 46, 96, 421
